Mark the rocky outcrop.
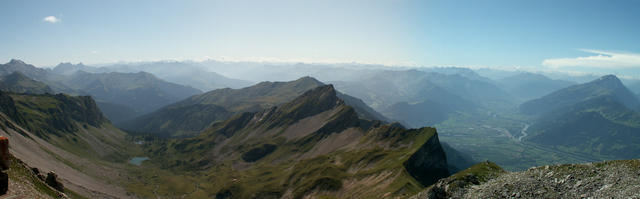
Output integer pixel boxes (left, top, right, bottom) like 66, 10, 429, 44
410, 161, 505, 199
412, 159, 640, 199
45, 171, 64, 192
466, 160, 640, 198
4, 153, 69, 198
404, 133, 450, 186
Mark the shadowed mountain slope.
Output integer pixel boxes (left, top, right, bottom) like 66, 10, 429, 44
520, 75, 640, 115
521, 75, 640, 159
0, 72, 53, 94
62, 71, 202, 115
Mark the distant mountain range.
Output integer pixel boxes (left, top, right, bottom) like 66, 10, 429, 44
497, 72, 576, 101
62, 71, 202, 118
333, 70, 501, 128
1, 60, 205, 123
52, 61, 253, 91
0, 59, 51, 81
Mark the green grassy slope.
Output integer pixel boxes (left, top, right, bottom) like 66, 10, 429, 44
128, 85, 450, 198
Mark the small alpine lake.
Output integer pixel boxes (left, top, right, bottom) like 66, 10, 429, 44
129, 157, 149, 166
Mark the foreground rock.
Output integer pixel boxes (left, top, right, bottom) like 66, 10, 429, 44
410, 161, 505, 199
412, 159, 640, 199
45, 171, 64, 192
3, 154, 69, 198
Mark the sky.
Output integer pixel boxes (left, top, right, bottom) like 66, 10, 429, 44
1, 0, 639, 75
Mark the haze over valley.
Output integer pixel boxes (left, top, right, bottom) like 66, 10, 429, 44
1, 0, 640, 198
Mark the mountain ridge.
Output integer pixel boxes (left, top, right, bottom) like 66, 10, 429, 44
521, 75, 640, 160
122, 76, 388, 137
521, 74, 640, 115
139, 85, 451, 198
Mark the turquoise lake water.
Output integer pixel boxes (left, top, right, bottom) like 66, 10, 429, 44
129, 157, 149, 166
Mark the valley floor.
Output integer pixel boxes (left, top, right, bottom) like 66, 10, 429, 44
436, 109, 605, 171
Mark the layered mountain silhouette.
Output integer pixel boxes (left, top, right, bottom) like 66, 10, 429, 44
145, 85, 450, 198
86, 61, 253, 91
0, 59, 51, 81
0, 72, 53, 94
122, 77, 387, 137
521, 75, 640, 159
1, 60, 205, 123
51, 62, 111, 75
0, 59, 73, 93
333, 70, 487, 111
498, 72, 575, 101
62, 71, 202, 118
521, 75, 640, 115
334, 70, 483, 128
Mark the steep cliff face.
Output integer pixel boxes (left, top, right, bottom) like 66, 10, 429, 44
0, 92, 26, 127
405, 134, 450, 186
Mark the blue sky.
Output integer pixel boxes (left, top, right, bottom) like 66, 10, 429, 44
1, 0, 639, 74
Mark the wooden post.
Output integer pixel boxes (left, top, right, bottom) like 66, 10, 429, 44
0, 136, 8, 171
0, 136, 7, 195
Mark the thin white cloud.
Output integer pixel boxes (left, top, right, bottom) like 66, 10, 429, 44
543, 49, 640, 69
43, 16, 60, 23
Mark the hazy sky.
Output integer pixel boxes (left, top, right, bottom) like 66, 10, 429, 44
1, 0, 639, 73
